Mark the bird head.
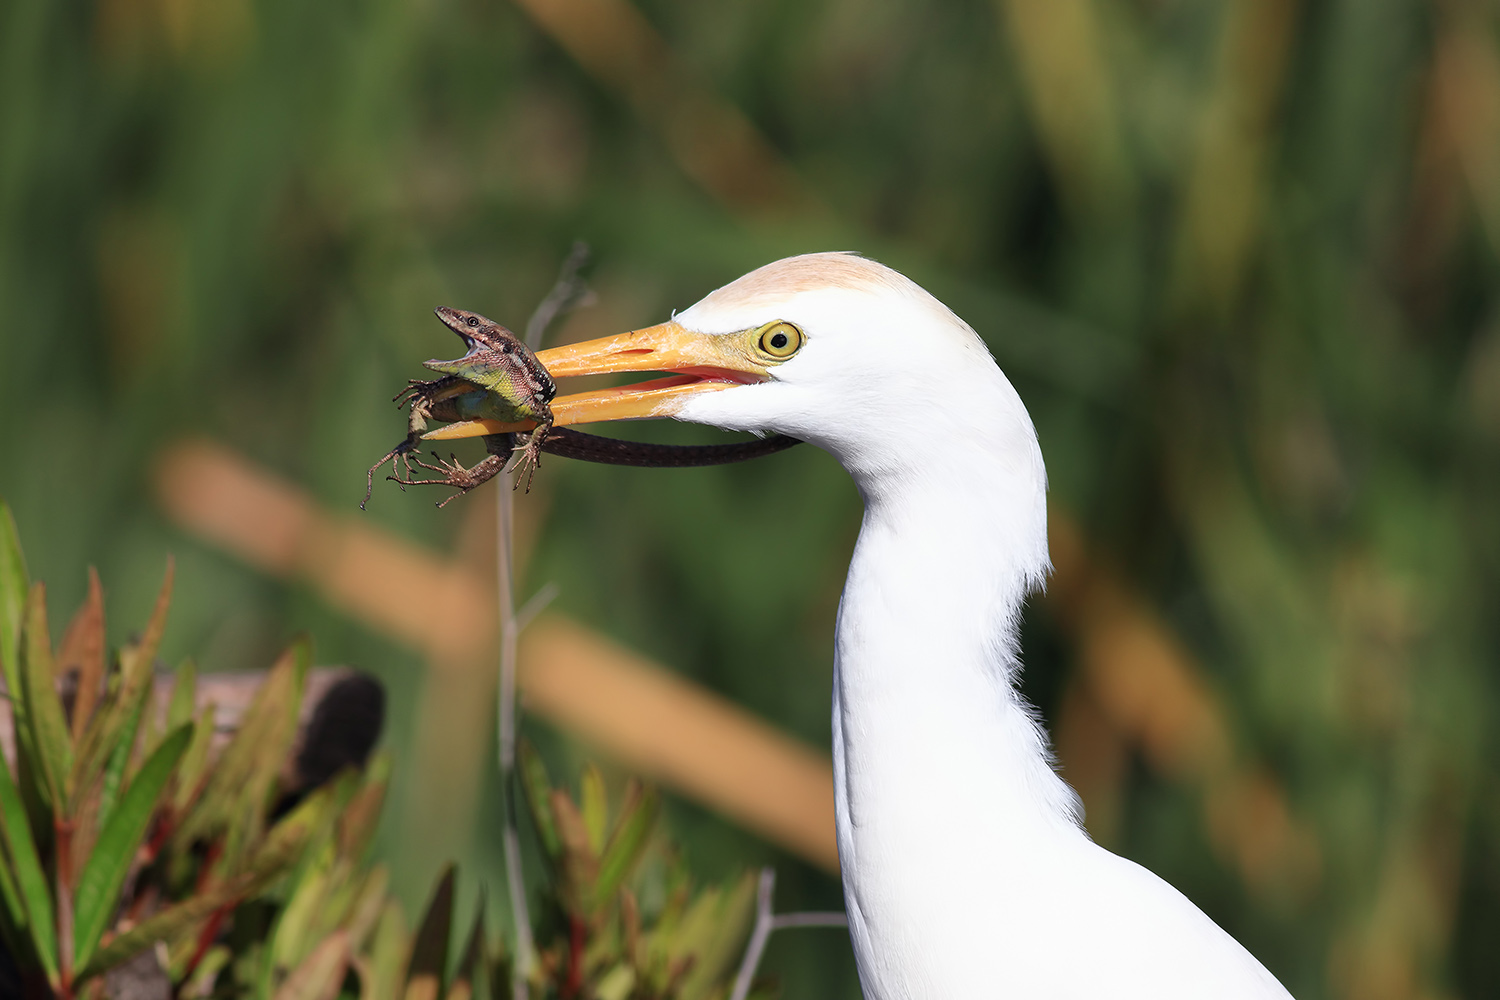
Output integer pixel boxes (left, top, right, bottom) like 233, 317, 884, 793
426, 252, 1043, 497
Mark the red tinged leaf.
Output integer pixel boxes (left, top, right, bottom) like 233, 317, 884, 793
58, 568, 106, 741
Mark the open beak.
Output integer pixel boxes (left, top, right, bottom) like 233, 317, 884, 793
423, 321, 764, 441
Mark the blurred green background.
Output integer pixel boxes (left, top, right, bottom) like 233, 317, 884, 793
3, 0, 1500, 997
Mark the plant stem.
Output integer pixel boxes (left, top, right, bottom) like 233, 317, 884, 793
496, 483, 535, 1000
524, 242, 593, 351
562, 914, 586, 999
728, 868, 848, 1000
55, 816, 75, 991
499, 243, 592, 1000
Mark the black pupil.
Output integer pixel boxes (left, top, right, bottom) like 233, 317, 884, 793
770, 332, 788, 349
466, 316, 480, 327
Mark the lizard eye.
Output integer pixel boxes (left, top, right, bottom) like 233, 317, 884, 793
465, 316, 480, 328
758, 321, 803, 359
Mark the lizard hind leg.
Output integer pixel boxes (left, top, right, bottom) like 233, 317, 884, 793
510, 422, 551, 494
511, 434, 542, 493
406, 448, 509, 508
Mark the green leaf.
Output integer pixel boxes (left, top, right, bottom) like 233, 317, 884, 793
19, 583, 72, 811
118, 557, 174, 696
252, 783, 339, 878
672, 873, 758, 1000
138, 659, 190, 765
593, 965, 635, 1000
0, 720, 57, 984
272, 851, 333, 972
95, 678, 149, 830
580, 764, 608, 856
176, 639, 309, 860
0, 841, 25, 933
0, 502, 29, 717
0, 783, 32, 974
255, 774, 361, 998
272, 929, 351, 1000
308, 860, 364, 952
166, 658, 197, 731
404, 864, 455, 1000
367, 903, 409, 1000
346, 864, 390, 952
72, 723, 193, 972
69, 560, 174, 812
171, 702, 216, 814
0, 558, 27, 930
182, 944, 232, 1000
337, 754, 390, 860
446, 893, 486, 1000
0, 505, 47, 866
78, 783, 331, 983
77, 878, 241, 982
517, 741, 561, 861
551, 791, 597, 912
589, 783, 660, 914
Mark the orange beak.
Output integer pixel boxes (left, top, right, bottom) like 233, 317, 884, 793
423, 321, 766, 441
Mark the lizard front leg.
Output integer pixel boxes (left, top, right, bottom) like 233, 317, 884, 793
362, 377, 468, 509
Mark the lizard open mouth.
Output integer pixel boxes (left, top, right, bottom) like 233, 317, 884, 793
422, 321, 774, 441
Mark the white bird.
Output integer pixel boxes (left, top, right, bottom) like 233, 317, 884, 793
432, 252, 1294, 999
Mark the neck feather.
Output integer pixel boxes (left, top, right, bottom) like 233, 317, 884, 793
831, 438, 1083, 877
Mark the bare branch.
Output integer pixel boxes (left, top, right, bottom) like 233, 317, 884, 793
729, 869, 848, 1000
524, 241, 595, 351
496, 242, 592, 999
495, 484, 536, 1000
728, 869, 778, 1000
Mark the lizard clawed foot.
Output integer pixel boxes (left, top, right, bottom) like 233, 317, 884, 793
393, 379, 439, 407
363, 441, 423, 509
405, 451, 508, 508
364, 377, 459, 509
510, 430, 547, 494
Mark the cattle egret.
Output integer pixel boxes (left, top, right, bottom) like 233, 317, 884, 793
429, 252, 1294, 999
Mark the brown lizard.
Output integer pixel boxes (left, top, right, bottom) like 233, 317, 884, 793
362, 307, 555, 508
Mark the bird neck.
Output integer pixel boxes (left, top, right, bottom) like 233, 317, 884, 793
832, 454, 1082, 872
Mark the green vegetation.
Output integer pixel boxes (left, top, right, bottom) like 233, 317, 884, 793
0, 504, 762, 998
0, 500, 391, 997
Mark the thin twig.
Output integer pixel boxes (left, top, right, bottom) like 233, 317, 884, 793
770, 912, 848, 930
516, 582, 559, 633
499, 244, 595, 1000
728, 869, 848, 1000
496, 483, 536, 1000
524, 242, 594, 351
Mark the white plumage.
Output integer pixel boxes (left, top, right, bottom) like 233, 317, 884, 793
660, 253, 1294, 999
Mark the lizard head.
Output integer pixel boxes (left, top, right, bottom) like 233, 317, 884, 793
433, 306, 523, 356
425, 306, 557, 404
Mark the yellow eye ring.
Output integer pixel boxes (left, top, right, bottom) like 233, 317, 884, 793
758, 321, 803, 359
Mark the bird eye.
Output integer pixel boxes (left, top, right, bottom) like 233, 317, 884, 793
465, 316, 480, 328
758, 321, 802, 359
